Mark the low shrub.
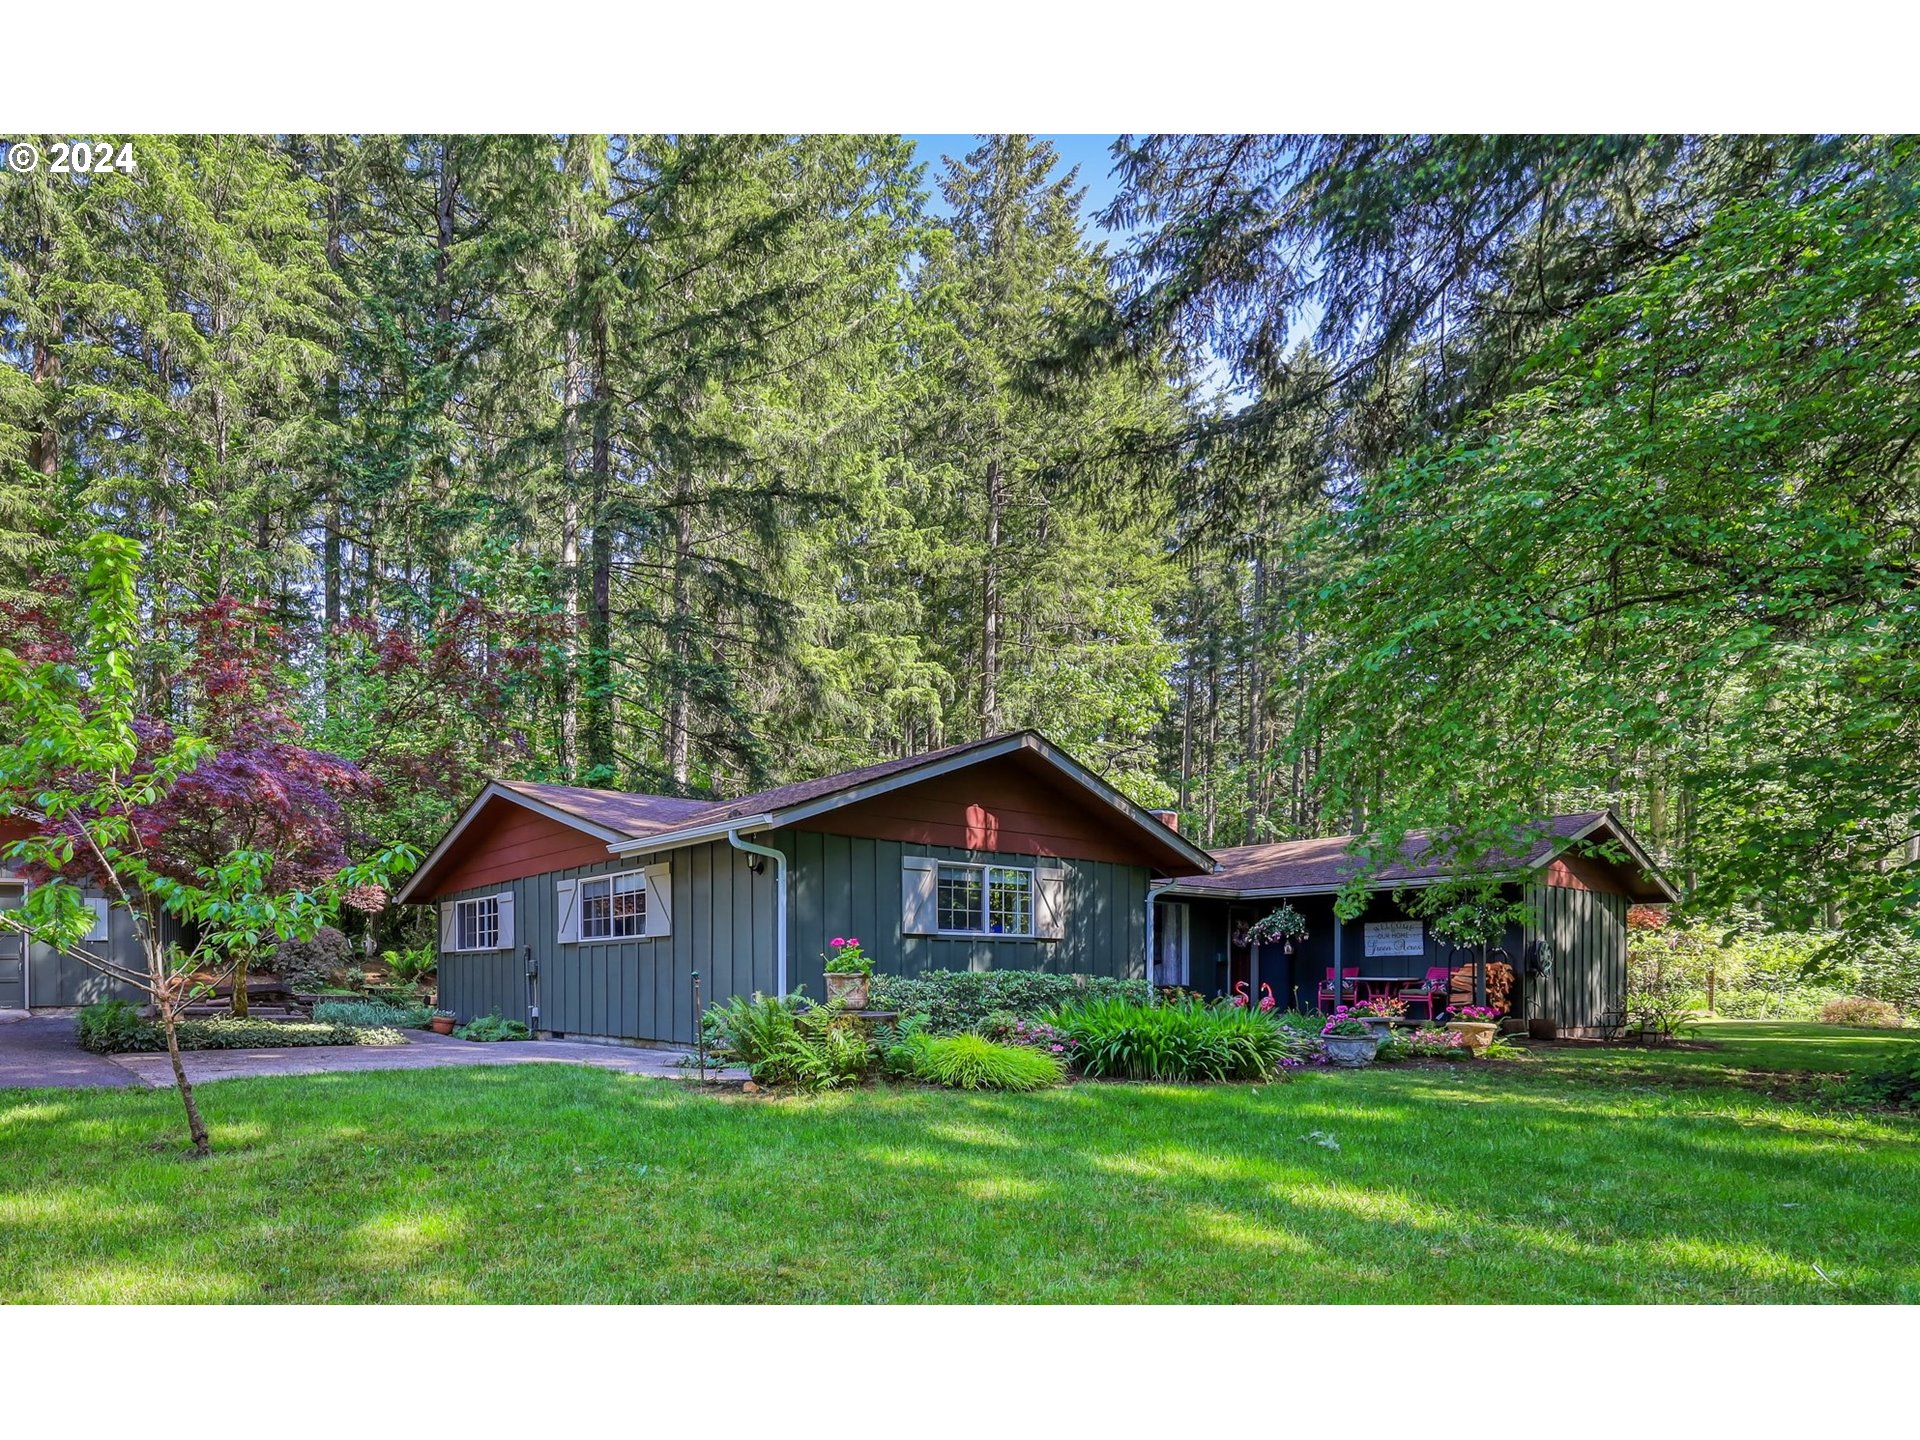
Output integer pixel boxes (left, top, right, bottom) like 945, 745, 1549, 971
911, 1033, 1064, 1091
1820, 996, 1904, 1029
1049, 996, 1306, 1082
705, 992, 872, 1090
270, 925, 351, 992
454, 1012, 531, 1042
312, 999, 434, 1029
78, 1011, 406, 1054
1833, 1050, 1920, 1110
871, 970, 1150, 1036
75, 999, 145, 1053
980, 1010, 1077, 1061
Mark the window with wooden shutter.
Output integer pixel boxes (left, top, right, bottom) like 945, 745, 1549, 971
555, 878, 580, 944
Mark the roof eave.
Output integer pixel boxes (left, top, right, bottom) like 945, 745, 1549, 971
605, 814, 777, 856
394, 781, 632, 905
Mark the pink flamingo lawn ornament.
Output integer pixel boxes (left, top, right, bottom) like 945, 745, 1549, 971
1231, 982, 1278, 1012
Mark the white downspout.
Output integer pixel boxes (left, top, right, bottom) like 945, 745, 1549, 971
1146, 880, 1171, 991
727, 830, 788, 999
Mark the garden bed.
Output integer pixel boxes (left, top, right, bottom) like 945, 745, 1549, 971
78, 1010, 409, 1055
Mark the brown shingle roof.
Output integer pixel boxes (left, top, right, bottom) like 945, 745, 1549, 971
498, 780, 715, 839
1181, 811, 1610, 894
497, 735, 1018, 840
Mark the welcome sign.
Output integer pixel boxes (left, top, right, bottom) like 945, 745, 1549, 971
1363, 919, 1425, 957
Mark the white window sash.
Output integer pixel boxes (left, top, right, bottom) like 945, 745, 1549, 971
578, 872, 647, 942
935, 862, 1036, 938
453, 896, 500, 952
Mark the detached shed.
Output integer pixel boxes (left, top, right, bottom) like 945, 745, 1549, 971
0, 815, 149, 1011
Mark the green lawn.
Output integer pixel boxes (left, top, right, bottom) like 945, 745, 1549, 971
2, 1021, 1915, 1303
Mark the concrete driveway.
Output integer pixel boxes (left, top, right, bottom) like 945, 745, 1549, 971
0, 1012, 142, 1088
0, 1011, 737, 1090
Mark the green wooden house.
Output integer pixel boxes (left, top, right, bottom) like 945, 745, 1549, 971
401, 732, 1675, 1045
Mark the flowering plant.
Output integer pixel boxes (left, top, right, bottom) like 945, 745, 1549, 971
824, 936, 873, 976
981, 1012, 1079, 1057
1448, 1004, 1502, 1023
1348, 993, 1407, 1019
1245, 903, 1309, 947
1321, 1006, 1372, 1037
1405, 1026, 1469, 1053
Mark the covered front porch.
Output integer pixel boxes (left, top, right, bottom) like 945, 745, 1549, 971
1153, 888, 1503, 1016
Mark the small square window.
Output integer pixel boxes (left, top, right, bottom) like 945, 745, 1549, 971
456, 896, 499, 951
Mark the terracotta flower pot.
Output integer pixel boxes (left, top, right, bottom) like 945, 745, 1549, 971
1321, 1032, 1380, 1068
429, 1015, 456, 1035
824, 972, 870, 1009
1446, 1021, 1498, 1053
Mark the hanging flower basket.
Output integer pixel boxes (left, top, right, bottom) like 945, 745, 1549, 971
1245, 903, 1309, 953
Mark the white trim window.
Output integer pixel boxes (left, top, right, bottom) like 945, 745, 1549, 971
454, 895, 499, 952
936, 862, 1034, 937
580, 872, 646, 941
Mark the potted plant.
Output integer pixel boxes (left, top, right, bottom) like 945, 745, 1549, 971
1445, 1005, 1502, 1053
1320, 1010, 1380, 1067
1348, 991, 1407, 1040
1245, 902, 1310, 956
822, 937, 873, 1009
427, 1008, 457, 1036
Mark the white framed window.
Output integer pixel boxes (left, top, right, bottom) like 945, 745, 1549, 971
455, 896, 499, 952
935, 862, 1035, 937
579, 872, 646, 941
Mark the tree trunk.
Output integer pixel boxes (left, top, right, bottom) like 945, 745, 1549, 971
161, 1004, 211, 1158
583, 314, 615, 780
667, 470, 694, 791
979, 457, 1003, 737
558, 329, 584, 777
28, 338, 59, 478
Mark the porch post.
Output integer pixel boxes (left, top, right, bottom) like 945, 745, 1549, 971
1474, 941, 1488, 1007
1331, 915, 1343, 1013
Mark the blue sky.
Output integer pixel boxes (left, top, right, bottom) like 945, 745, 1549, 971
906, 134, 1127, 232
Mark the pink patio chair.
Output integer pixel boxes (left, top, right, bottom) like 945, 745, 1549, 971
1317, 967, 1358, 1011
1399, 966, 1452, 1022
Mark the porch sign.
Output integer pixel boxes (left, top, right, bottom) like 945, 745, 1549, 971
1363, 919, 1424, 958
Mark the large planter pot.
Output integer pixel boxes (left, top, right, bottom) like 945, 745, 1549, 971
1322, 1032, 1381, 1068
824, 972, 870, 1009
1446, 1021, 1498, 1053
429, 1015, 456, 1036
1359, 1017, 1397, 1042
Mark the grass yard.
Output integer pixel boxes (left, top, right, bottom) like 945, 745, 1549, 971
2, 1021, 1915, 1303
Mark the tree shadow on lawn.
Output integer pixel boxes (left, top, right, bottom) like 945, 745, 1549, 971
1, 1065, 1915, 1303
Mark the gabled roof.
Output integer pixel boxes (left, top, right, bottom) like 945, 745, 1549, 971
1162, 810, 1677, 904
396, 731, 1215, 903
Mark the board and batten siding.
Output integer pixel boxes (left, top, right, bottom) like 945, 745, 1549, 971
438, 830, 1148, 1046
1521, 879, 1627, 1030
772, 827, 1148, 1000
436, 838, 780, 1046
